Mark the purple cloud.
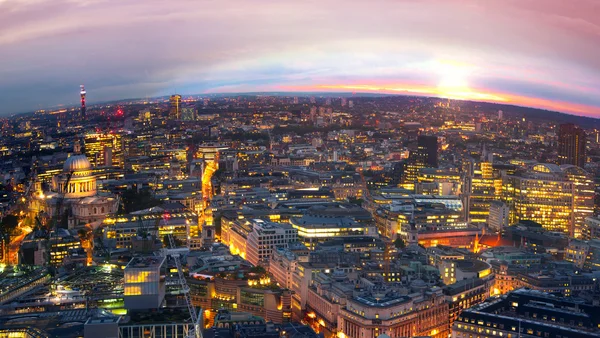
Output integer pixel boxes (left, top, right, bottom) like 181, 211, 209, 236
0, 0, 599, 116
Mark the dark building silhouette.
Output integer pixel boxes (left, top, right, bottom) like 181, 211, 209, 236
402, 135, 438, 189
559, 123, 586, 167
415, 135, 438, 168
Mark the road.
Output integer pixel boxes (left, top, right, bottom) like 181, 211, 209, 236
8, 232, 26, 264
6, 221, 32, 264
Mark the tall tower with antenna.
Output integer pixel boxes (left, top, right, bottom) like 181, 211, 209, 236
80, 85, 86, 118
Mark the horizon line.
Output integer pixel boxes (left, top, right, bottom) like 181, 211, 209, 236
8, 90, 600, 122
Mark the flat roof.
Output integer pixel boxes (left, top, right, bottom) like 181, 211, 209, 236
125, 256, 165, 269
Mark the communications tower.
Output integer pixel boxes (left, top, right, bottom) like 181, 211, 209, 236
80, 85, 86, 118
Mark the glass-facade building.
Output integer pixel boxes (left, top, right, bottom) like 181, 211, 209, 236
124, 256, 166, 310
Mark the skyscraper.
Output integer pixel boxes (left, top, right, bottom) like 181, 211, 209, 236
401, 135, 439, 190
415, 135, 438, 167
463, 161, 502, 225
169, 94, 182, 120
559, 123, 586, 167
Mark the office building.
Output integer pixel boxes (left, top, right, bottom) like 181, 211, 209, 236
566, 239, 600, 270
416, 168, 462, 196
338, 292, 448, 338
188, 269, 293, 325
84, 132, 124, 168
103, 210, 199, 249
223, 219, 298, 265
563, 165, 595, 238
443, 277, 495, 326
290, 213, 377, 249
558, 123, 586, 167
245, 219, 299, 266
181, 107, 196, 121
270, 246, 309, 289
375, 201, 466, 240
402, 135, 438, 190
452, 289, 600, 338
206, 320, 321, 338
503, 163, 594, 237
415, 135, 438, 167
19, 228, 82, 266
123, 256, 166, 310
584, 216, 600, 240
169, 94, 182, 120
463, 161, 502, 225
437, 259, 492, 285
488, 201, 509, 231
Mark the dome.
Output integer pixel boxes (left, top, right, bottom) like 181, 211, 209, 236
63, 155, 92, 173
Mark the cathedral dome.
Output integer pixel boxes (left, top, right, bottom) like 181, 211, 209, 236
63, 155, 92, 173
54, 154, 97, 198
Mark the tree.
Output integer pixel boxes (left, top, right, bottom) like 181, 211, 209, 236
393, 237, 406, 249
249, 265, 266, 275
0, 215, 19, 234
120, 189, 161, 213
163, 234, 184, 247
348, 197, 363, 206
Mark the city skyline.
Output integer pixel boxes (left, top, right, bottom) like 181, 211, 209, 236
1, 0, 600, 116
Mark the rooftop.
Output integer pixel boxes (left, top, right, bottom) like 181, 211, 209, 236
125, 256, 165, 269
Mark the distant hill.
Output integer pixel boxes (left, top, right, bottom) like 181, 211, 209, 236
455, 99, 600, 128
14, 91, 600, 128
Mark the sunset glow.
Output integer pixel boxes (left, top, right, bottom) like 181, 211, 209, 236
1, 0, 599, 116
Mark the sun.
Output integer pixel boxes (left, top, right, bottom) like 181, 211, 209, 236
434, 60, 471, 97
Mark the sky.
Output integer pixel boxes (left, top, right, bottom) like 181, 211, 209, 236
1, 0, 600, 117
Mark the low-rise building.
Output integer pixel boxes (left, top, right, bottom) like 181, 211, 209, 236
443, 276, 495, 326
290, 214, 377, 249
452, 289, 600, 338
437, 259, 492, 285
566, 239, 600, 269
225, 219, 298, 265
488, 201, 509, 231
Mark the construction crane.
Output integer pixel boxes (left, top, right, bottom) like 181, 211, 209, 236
159, 212, 200, 338
358, 168, 370, 199
47, 172, 73, 267
137, 215, 151, 254
383, 240, 395, 280
95, 194, 122, 262
163, 233, 202, 338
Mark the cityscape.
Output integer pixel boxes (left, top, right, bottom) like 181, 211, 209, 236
2, 1, 600, 338
1, 92, 600, 338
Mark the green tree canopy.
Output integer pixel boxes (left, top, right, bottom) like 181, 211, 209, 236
120, 189, 161, 213
0, 214, 19, 235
